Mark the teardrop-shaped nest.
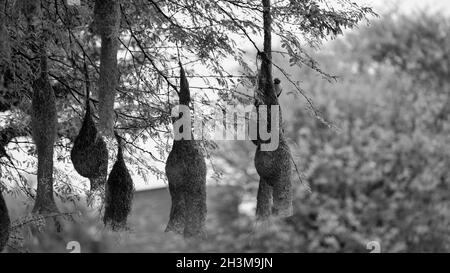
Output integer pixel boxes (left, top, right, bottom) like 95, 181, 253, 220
254, 136, 291, 185
254, 136, 293, 218
165, 140, 207, 238
71, 108, 108, 190
0, 191, 10, 252
31, 74, 57, 149
103, 134, 134, 231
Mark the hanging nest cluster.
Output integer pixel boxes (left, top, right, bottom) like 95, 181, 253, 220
0, 189, 10, 252
71, 89, 108, 191
165, 63, 207, 238
103, 132, 134, 231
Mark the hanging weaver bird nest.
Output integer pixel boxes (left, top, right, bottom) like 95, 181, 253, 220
103, 131, 134, 231
71, 87, 108, 191
0, 24, 10, 64
92, 0, 120, 38
253, 53, 293, 220
255, 136, 293, 219
165, 63, 207, 238
92, 0, 120, 137
0, 189, 10, 252
165, 140, 207, 238
30, 50, 60, 215
255, 178, 273, 220
31, 63, 57, 157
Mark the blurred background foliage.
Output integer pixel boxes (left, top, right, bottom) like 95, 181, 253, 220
4, 9, 450, 253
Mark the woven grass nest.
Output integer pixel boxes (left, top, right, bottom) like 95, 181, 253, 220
103, 131, 134, 231
253, 57, 293, 219
92, 0, 120, 37
0, 190, 10, 252
71, 93, 108, 191
255, 135, 293, 218
165, 63, 207, 238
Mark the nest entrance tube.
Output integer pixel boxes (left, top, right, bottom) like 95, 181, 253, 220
254, 0, 293, 221
103, 132, 134, 231
165, 63, 207, 238
0, 190, 10, 252
70, 69, 108, 192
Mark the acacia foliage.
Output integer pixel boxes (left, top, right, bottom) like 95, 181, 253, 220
0, 1, 374, 189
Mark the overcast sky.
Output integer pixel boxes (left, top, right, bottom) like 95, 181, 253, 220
357, 0, 450, 14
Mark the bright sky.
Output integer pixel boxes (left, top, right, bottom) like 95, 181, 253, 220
356, 0, 450, 15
